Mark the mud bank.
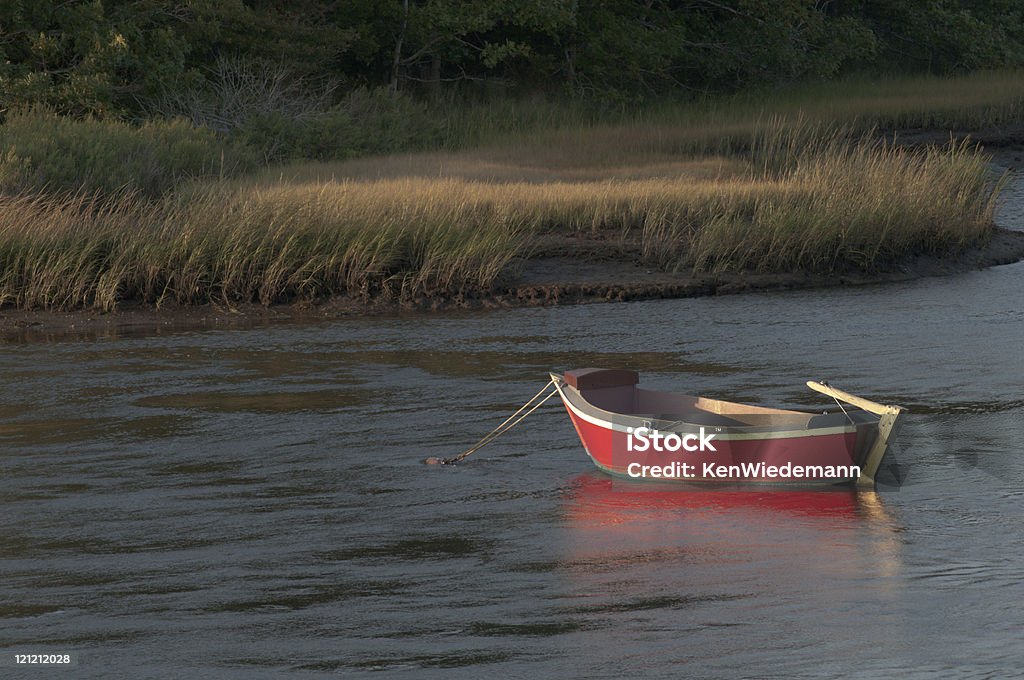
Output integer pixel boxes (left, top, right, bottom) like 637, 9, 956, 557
2, 226, 1022, 339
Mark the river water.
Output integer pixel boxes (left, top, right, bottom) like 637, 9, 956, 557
3, 170, 1024, 679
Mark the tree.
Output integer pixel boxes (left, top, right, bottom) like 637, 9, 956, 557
0, 0, 353, 116
385, 0, 573, 96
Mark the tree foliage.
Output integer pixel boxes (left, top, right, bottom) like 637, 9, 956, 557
1, 0, 1022, 115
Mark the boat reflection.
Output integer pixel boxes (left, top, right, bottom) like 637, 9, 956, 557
552, 478, 906, 667
561, 472, 903, 585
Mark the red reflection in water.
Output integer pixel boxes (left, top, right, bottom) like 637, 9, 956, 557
552, 475, 904, 669
567, 473, 863, 522
561, 472, 901, 582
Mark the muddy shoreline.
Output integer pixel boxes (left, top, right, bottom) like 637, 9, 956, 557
3, 226, 1022, 339
2, 142, 1022, 339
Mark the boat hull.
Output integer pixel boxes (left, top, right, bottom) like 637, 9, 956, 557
564, 406, 861, 485
553, 369, 895, 487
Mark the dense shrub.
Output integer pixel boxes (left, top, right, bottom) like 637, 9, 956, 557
235, 88, 446, 162
0, 109, 257, 197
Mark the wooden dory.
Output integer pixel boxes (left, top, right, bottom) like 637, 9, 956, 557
552, 368, 905, 487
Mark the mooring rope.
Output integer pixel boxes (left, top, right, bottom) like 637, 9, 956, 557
821, 380, 856, 425
425, 378, 558, 465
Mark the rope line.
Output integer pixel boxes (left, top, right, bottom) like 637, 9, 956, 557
821, 380, 856, 424
429, 378, 558, 465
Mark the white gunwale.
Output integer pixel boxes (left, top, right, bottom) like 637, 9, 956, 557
552, 374, 860, 441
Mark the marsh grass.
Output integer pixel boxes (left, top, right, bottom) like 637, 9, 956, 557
437, 71, 1024, 152
0, 72, 1015, 310
687, 137, 998, 272
0, 184, 523, 310
0, 125, 997, 311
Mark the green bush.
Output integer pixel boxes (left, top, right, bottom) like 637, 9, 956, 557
235, 110, 358, 162
234, 88, 447, 162
0, 109, 257, 197
340, 88, 446, 154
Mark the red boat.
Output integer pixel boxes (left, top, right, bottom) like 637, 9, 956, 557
552, 368, 905, 487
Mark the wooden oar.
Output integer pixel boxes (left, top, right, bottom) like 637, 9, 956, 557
806, 380, 905, 487
805, 380, 903, 416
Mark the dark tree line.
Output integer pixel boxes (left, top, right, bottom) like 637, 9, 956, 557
2, 0, 1023, 116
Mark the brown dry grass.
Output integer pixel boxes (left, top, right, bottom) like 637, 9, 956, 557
0, 72, 1016, 310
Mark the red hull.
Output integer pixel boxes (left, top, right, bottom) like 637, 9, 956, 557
553, 369, 886, 486
566, 407, 860, 484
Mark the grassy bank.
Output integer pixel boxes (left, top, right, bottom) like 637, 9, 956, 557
442, 70, 1024, 153
0, 72, 1018, 311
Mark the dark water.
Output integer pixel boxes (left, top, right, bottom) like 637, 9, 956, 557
3, 172, 1024, 679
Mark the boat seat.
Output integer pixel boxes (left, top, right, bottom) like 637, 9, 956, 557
644, 412, 749, 428
564, 368, 639, 391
